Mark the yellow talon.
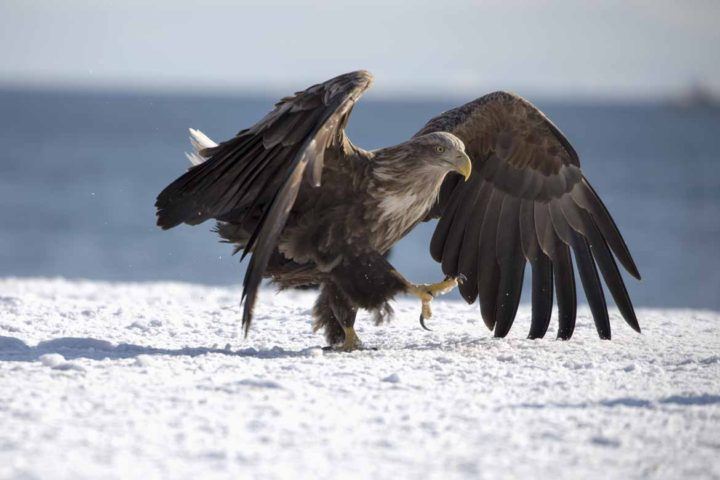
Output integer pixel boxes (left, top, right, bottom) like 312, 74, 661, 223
405, 275, 463, 330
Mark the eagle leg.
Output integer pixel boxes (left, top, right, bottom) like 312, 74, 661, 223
401, 275, 464, 330
314, 282, 365, 351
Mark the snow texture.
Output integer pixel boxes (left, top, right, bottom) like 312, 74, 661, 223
0, 278, 718, 480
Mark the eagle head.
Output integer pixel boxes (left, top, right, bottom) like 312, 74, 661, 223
410, 132, 472, 181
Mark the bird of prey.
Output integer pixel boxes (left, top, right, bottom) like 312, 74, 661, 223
156, 70, 641, 351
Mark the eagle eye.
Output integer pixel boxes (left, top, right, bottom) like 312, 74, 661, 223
436, 146, 445, 153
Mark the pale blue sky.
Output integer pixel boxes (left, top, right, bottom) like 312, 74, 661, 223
1, 0, 718, 98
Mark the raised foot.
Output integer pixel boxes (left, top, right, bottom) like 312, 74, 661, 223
406, 275, 464, 330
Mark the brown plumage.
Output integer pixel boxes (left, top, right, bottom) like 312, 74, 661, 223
417, 92, 640, 339
156, 70, 641, 348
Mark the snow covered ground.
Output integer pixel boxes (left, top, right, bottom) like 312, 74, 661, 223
1, 278, 718, 480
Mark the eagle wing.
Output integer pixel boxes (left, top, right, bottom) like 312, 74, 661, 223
156, 70, 373, 333
418, 92, 641, 339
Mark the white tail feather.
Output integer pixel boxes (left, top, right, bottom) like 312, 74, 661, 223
186, 128, 218, 166
185, 151, 205, 166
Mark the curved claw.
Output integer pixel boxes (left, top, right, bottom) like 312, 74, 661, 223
409, 276, 460, 332
443, 273, 466, 286
419, 313, 432, 331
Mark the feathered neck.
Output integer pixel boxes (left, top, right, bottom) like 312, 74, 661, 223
360, 143, 448, 252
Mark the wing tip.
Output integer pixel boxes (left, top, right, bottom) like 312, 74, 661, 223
155, 210, 180, 230
556, 330, 573, 341
481, 314, 495, 331
626, 315, 642, 334
493, 327, 510, 338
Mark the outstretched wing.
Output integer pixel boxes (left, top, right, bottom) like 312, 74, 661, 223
156, 70, 373, 334
418, 92, 641, 339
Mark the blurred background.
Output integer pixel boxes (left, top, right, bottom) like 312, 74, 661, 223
1, 0, 718, 309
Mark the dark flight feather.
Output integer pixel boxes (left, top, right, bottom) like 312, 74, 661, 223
476, 189, 504, 330
571, 229, 610, 339
571, 180, 640, 279
574, 207, 640, 332
430, 183, 466, 263
441, 174, 483, 276
529, 254, 554, 339
493, 195, 526, 337
520, 199, 554, 338
456, 180, 493, 303
552, 231, 577, 340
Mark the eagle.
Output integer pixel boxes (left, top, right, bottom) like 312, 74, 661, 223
156, 70, 641, 351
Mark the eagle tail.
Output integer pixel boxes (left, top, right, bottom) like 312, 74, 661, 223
184, 128, 217, 166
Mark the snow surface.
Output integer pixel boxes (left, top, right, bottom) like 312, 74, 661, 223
1, 278, 719, 480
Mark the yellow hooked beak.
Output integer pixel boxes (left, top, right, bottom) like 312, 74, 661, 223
455, 152, 472, 181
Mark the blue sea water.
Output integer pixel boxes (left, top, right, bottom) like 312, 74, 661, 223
0, 88, 718, 310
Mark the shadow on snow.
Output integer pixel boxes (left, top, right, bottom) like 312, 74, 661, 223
0, 335, 320, 362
